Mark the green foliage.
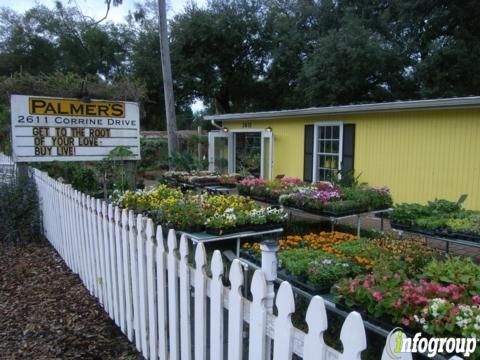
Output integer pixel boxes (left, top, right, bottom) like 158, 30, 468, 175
279, 248, 362, 288
0, 173, 41, 243
415, 216, 449, 230
0, 103, 10, 154
390, 203, 431, 226
2, 0, 480, 123
446, 216, 480, 235
426, 199, 461, 214
422, 257, 480, 295
170, 152, 207, 172
139, 138, 169, 171
391, 199, 480, 235
34, 162, 100, 195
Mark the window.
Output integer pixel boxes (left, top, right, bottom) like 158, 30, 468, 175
314, 123, 343, 181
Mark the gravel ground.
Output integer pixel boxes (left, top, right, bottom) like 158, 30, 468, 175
0, 240, 140, 360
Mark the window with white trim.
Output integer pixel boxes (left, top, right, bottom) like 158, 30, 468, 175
314, 123, 343, 181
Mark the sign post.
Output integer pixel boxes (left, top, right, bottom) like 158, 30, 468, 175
11, 95, 140, 163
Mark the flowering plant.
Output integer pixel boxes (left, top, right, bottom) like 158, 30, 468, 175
112, 186, 286, 232
279, 248, 362, 288
279, 183, 392, 215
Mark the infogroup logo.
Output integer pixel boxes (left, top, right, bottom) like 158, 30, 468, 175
384, 328, 478, 358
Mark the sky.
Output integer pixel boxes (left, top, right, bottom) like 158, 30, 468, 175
1, 0, 207, 22
2, 0, 207, 112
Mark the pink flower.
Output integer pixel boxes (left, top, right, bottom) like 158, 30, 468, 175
473, 295, 480, 304
372, 291, 383, 302
280, 176, 302, 187
239, 178, 266, 187
393, 299, 402, 309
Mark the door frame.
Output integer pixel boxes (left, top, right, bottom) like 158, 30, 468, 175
208, 131, 234, 173
209, 128, 274, 179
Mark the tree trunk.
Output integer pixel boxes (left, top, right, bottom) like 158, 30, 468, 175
157, 0, 177, 168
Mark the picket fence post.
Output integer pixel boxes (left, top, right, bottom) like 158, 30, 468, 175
129, 210, 141, 351
339, 312, 367, 360
114, 206, 125, 329
121, 209, 133, 340
273, 282, 295, 360
210, 250, 224, 360
108, 204, 119, 325
304, 296, 328, 360
179, 234, 192, 360
249, 270, 268, 360
194, 242, 207, 360
156, 225, 168, 360
228, 259, 244, 360
146, 219, 158, 360
137, 214, 149, 359
168, 229, 180, 360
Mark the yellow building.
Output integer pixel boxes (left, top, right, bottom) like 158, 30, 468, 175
204, 97, 480, 209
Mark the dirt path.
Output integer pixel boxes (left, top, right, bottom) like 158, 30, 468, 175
0, 240, 139, 360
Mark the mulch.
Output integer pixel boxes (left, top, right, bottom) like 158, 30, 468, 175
0, 240, 140, 360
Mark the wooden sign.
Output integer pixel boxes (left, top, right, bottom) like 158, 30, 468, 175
11, 95, 140, 162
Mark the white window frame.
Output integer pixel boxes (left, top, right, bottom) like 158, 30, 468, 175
312, 121, 344, 182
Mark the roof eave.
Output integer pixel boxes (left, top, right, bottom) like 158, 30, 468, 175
203, 96, 480, 122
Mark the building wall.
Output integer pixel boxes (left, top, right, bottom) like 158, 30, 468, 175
226, 108, 480, 209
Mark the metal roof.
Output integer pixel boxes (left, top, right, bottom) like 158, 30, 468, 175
204, 96, 480, 122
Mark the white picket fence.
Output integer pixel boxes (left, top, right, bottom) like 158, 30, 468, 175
0, 153, 15, 183
32, 168, 460, 360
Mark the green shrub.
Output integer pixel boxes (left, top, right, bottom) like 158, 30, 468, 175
415, 216, 449, 230
390, 203, 430, 225
139, 138, 169, 171
0, 173, 41, 243
422, 257, 480, 295
426, 199, 461, 214
446, 216, 480, 235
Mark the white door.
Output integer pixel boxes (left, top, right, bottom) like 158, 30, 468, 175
260, 131, 274, 180
208, 131, 233, 173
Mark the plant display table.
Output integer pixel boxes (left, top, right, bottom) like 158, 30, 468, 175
284, 206, 392, 237
182, 227, 284, 257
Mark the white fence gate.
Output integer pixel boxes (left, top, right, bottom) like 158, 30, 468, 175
32, 169, 458, 360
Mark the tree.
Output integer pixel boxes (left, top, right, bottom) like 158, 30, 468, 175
170, 0, 267, 114
298, 14, 407, 105
157, 0, 178, 159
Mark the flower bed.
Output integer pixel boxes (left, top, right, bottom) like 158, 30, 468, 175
390, 199, 480, 242
279, 182, 393, 216
238, 177, 393, 215
243, 231, 432, 293
237, 176, 303, 204
112, 185, 287, 234
333, 256, 480, 340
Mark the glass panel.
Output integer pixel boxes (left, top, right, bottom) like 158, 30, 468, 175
330, 156, 338, 169
320, 127, 325, 139
332, 140, 339, 153
262, 136, 271, 180
235, 132, 261, 177
333, 126, 339, 139
214, 137, 229, 174
324, 140, 332, 153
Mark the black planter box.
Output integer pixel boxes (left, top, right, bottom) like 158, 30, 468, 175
205, 221, 285, 236
205, 224, 252, 236
277, 269, 332, 294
